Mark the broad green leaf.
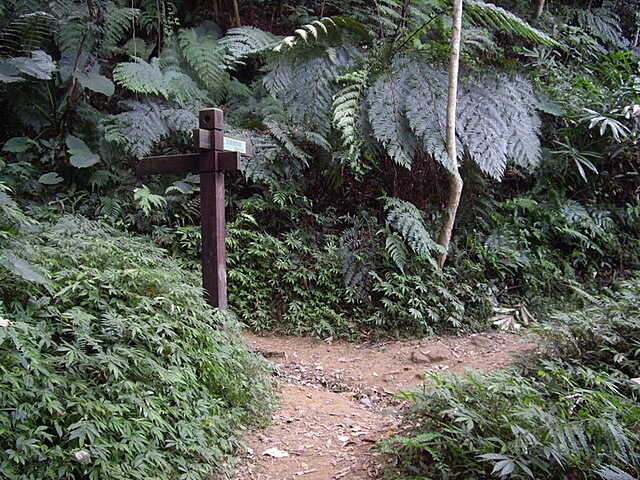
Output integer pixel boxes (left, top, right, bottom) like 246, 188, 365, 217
66, 135, 100, 168
38, 172, 64, 185
0, 251, 49, 285
9, 50, 56, 80
0, 62, 23, 83
75, 65, 115, 97
3, 137, 36, 153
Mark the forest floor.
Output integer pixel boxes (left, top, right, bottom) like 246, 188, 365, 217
235, 330, 535, 480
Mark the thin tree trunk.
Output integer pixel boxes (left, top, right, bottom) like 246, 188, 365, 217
437, 0, 464, 269
533, 0, 545, 19
231, 0, 241, 27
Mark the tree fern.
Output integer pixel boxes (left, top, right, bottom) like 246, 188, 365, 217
273, 16, 371, 52
402, 60, 451, 169
113, 57, 168, 97
286, 53, 347, 138
367, 67, 417, 169
457, 80, 510, 179
105, 100, 169, 158
263, 118, 311, 164
218, 26, 280, 65
576, 8, 629, 48
332, 69, 370, 159
51, 1, 92, 59
464, 0, 559, 46
178, 27, 228, 102
100, 3, 139, 57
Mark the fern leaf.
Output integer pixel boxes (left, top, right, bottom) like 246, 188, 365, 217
264, 119, 311, 164
263, 55, 295, 97
457, 79, 510, 179
402, 60, 451, 169
385, 233, 409, 272
384, 197, 440, 257
479, 74, 542, 170
101, 3, 139, 56
113, 57, 168, 97
160, 108, 198, 132
106, 100, 169, 158
178, 27, 228, 101
367, 67, 417, 169
333, 69, 369, 158
577, 8, 629, 48
284, 49, 353, 137
53, 3, 92, 58
163, 67, 209, 108
465, 0, 559, 46
273, 16, 371, 52
0, 11, 57, 55
219, 26, 279, 64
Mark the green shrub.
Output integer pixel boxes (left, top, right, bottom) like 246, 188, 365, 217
538, 277, 640, 379
383, 363, 640, 480
0, 215, 275, 479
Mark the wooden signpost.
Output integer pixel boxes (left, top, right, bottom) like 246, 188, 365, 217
136, 108, 251, 309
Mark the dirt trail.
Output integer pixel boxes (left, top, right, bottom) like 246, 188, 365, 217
235, 331, 532, 480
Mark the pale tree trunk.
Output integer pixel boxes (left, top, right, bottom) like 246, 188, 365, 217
534, 0, 545, 19
437, 0, 464, 269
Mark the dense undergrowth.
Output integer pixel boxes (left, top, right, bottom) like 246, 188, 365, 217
0, 202, 275, 479
1, 0, 639, 478
381, 278, 640, 480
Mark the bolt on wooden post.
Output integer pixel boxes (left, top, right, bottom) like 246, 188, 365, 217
136, 107, 251, 309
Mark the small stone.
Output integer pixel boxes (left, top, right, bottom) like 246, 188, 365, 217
74, 450, 91, 464
471, 336, 493, 348
412, 346, 451, 364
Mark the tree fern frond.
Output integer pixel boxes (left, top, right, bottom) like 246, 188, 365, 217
263, 55, 294, 97
367, 67, 417, 169
576, 8, 629, 48
163, 67, 210, 108
273, 16, 371, 52
457, 82, 509, 179
106, 100, 169, 158
461, 27, 497, 55
178, 27, 228, 101
482, 74, 541, 170
333, 69, 369, 158
465, 0, 559, 46
239, 132, 283, 184
385, 232, 409, 272
53, 4, 92, 58
0, 11, 57, 55
113, 57, 168, 97
160, 107, 198, 132
284, 49, 353, 137
100, 3, 139, 56
219, 26, 280, 64
264, 118, 311, 164
456, 74, 541, 179
402, 60, 451, 169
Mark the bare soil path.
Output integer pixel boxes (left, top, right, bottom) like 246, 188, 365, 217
235, 331, 532, 480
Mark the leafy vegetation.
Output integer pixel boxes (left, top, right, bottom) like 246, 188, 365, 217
0, 206, 274, 479
1, 0, 639, 477
382, 277, 640, 480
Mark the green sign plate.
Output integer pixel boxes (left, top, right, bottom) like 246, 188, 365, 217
223, 136, 247, 155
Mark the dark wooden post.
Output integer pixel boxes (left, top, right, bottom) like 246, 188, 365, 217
198, 109, 228, 309
135, 107, 250, 309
